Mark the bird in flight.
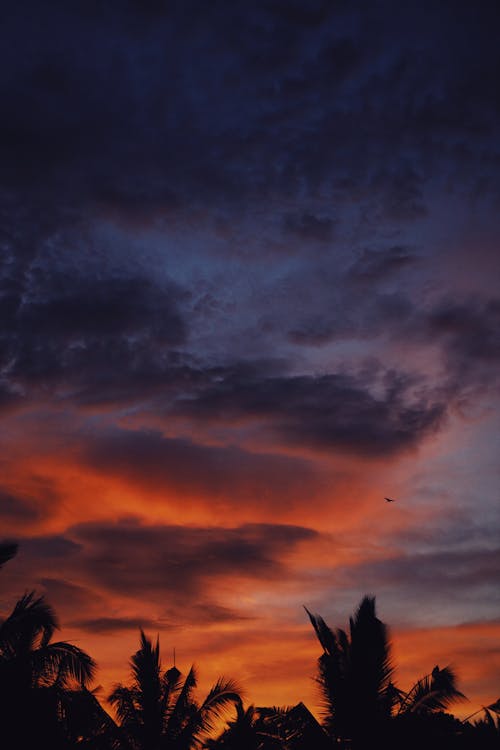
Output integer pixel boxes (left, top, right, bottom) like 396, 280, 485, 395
384, 497, 396, 503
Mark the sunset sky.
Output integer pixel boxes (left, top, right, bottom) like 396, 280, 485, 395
1, 0, 499, 718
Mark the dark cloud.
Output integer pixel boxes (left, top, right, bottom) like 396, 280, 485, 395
72, 519, 317, 596
1, 0, 498, 241
17, 274, 186, 343
286, 263, 416, 347
0, 476, 64, 533
37, 577, 102, 615
80, 427, 322, 506
301, 534, 500, 628
341, 546, 500, 602
0, 492, 41, 523
15, 520, 318, 607
69, 616, 165, 634
0, 0, 497, 426
287, 318, 339, 347
21, 535, 82, 560
283, 212, 335, 243
381, 507, 500, 554
370, 164, 427, 221
0, 269, 189, 407
348, 246, 417, 283
185, 602, 253, 624
172, 370, 445, 456
70, 602, 249, 633
427, 298, 500, 370
1, 539, 85, 604
0, 383, 24, 415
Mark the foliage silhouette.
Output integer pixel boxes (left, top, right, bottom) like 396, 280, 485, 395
306, 595, 469, 749
109, 630, 241, 750
0, 590, 96, 748
0, 566, 497, 750
205, 701, 282, 750
306, 595, 394, 747
207, 701, 332, 750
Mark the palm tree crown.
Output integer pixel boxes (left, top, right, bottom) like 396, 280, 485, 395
0, 590, 96, 746
0, 591, 95, 688
307, 596, 467, 749
306, 595, 394, 744
109, 630, 241, 750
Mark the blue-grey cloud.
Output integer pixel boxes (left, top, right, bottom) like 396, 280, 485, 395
172, 369, 445, 456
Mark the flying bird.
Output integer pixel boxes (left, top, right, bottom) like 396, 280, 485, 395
384, 497, 396, 503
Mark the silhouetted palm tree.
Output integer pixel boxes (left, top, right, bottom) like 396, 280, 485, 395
0, 591, 96, 748
109, 630, 241, 750
306, 595, 394, 748
307, 597, 470, 750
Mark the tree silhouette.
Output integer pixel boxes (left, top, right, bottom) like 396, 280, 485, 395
206, 701, 283, 750
466, 708, 500, 749
0, 591, 96, 747
109, 630, 241, 750
1, 551, 495, 750
307, 596, 470, 750
306, 595, 394, 748
207, 701, 332, 750
59, 686, 126, 749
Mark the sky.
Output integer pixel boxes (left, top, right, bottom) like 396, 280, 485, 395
1, 0, 499, 718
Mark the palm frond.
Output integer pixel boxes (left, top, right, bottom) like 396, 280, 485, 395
305, 606, 338, 656
162, 664, 183, 720
130, 630, 161, 690
382, 681, 406, 715
128, 631, 163, 746
349, 595, 394, 690
31, 641, 96, 688
109, 684, 142, 729
0, 592, 58, 656
175, 676, 242, 748
486, 698, 500, 714
232, 700, 253, 725
484, 708, 497, 728
400, 665, 466, 715
167, 664, 198, 740
198, 677, 242, 728
308, 595, 394, 742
